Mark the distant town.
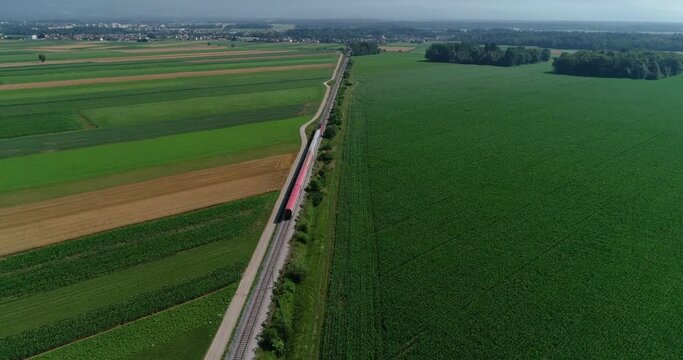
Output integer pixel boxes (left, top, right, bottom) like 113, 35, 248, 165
0, 20, 423, 43
4, 19, 683, 52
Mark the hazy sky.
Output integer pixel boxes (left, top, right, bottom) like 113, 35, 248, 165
4, 0, 683, 22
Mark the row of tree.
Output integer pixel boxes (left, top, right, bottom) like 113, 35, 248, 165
447, 29, 683, 52
347, 41, 381, 56
425, 42, 551, 67
552, 50, 683, 80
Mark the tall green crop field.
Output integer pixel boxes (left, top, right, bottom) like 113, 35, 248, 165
322, 52, 683, 359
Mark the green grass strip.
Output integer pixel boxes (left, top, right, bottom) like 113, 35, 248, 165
0, 113, 84, 139
0, 116, 305, 194
0, 105, 305, 159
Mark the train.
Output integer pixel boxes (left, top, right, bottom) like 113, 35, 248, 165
283, 55, 348, 221
283, 127, 322, 220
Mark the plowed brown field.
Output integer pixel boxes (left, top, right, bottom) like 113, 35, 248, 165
0, 153, 295, 256
0, 63, 334, 91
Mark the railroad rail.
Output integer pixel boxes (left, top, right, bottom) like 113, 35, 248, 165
223, 54, 349, 360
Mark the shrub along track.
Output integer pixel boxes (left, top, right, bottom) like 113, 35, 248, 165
0, 153, 295, 256
0, 63, 335, 91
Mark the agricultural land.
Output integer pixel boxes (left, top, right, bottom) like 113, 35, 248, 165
0, 39, 339, 359
321, 48, 683, 359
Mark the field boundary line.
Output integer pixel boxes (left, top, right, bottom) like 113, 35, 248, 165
203, 53, 344, 360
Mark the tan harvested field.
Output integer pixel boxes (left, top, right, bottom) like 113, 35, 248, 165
185, 52, 335, 64
0, 62, 334, 91
0, 50, 288, 68
145, 41, 212, 48
115, 46, 217, 53
26, 48, 74, 53
28, 43, 106, 52
0, 153, 295, 256
380, 46, 416, 52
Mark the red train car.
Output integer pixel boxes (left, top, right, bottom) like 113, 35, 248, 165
284, 130, 321, 220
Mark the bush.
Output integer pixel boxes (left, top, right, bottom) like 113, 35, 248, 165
319, 152, 334, 163
293, 231, 310, 244
311, 191, 324, 207
323, 126, 338, 139
307, 178, 323, 193
285, 258, 307, 284
259, 327, 285, 356
295, 220, 309, 233
317, 167, 328, 183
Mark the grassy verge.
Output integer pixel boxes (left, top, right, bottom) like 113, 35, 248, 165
256, 59, 354, 359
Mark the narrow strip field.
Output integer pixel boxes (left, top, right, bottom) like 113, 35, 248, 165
0, 153, 295, 256
0, 50, 288, 68
0, 63, 334, 90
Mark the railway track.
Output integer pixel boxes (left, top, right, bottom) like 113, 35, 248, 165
222, 54, 349, 360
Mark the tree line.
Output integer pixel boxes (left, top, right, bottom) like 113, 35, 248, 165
446, 29, 683, 52
347, 41, 381, 56
425, 42, 551, 67
552, 49, 683, 80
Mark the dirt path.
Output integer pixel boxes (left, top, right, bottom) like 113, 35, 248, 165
0, 50, 288, 69
0, 63, 335, 91
0, 154, 295, 256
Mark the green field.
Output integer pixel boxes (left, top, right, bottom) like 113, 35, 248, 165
0, 41, 337, 206
0, 193, 276, 359
322, 51, 683, 358
0, 116, 306, 194
0, 55, 335, 84
0, 39, 338, 359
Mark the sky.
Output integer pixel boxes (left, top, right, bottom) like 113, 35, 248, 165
3, 0, 683, 22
